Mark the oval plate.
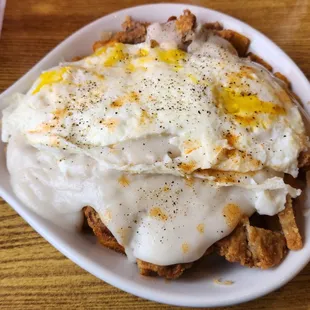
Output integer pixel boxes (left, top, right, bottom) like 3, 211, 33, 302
0, 3, 310, 308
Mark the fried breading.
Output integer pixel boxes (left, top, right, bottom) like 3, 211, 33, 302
92, 16, 148, 50
83, 207, 191, 279
112, 16, 149, 44
278, 196, 303, 250
167, 16, 177, 22
247, 52, 273, 71
83, 206, 125, 253
175, 9, 196, 39
92, 39, 118, 52
84, 207, 289, 277
215, 217, 287, 269
298, 150, 310, 170
71, 55, 86, 62
274, 72, 291, 88
136, 259, 192, 279
92, 10, 196, 50
204, 21, 223, 31
217, 29, 250, 56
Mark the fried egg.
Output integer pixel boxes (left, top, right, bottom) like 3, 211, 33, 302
2, 35, 307, 177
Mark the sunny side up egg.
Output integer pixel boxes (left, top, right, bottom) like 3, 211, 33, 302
1, 28, 307, 265
2, 36, 308, 177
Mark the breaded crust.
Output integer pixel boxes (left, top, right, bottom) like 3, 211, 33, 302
83, 206, 125, 253
217, 29, 250, 56
83, 207, 190, 279
84, 207, 290, 277
175, 9, 196, 40
274, 72, 291, 88
298, 150, 310, 170
204, 21, 223, 31
92, 10, 197, 51
278, 196, 303, 250
136, 259, 192, 279
247, 52, 273, 71
112, 16, 149, 44
215, 217, 287, 269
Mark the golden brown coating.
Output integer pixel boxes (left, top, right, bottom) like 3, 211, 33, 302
204, 21, 223, 31
175, 9, 196, 39
112, 16, 149, 44
92, 16, 148, 50
83, 207, 191, 279
247, 52, 273, 71
83, 207, 291, 278
278, 196, 303, 250
167, 16, 177, 22
136, 259, 192, 279
217, 29, 250, 56
215, 217, 287, 269
83, 206, 125, 254
92, 39, 117, 52
298, 150, 310, 170
274, 72, 291, 88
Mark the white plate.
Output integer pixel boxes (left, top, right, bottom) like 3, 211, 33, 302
0, 3, 310, 308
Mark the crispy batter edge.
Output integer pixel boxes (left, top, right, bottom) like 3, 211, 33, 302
278, 196, 303, 250
215, 216, 287, 269
217, 29, 250, 57
175, 9, 196, 39
247, 52, 273, 71
274, 71, 291, 88
298, 150, 310, 170
83, 207, 192, 279
84, 207, 289, 277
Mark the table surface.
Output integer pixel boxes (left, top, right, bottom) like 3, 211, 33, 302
1, 0, 310, 309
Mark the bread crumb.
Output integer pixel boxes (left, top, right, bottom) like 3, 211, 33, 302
213, 278, 234, 285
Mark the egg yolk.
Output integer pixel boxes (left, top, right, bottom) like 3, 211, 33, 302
156, 48, 186, 69
104, 43, 128, 67
32, 67, 69, 94
219, 88, 286, 128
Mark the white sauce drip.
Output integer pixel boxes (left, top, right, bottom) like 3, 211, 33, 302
5, 134, 299, 265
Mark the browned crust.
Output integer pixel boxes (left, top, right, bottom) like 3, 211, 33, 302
84, 207, 289, 277
112, 16, 149, 44
167, 16, 177, 22
136, 259, 192, 279
71, 55, 86, 62
215, 217, 287, 269
83, 207, 190, 279
92, 39, 118, 52
298, 150, 310, 170
247, 52, 273, 71
278, 196, 303, 250
175, 9, 196, 38
92, 16, 149, 50
91, 10, 196, 50
217, 29, 250, 56
274, 72, 291, 88
83, 206, 125, 254
204, 21, 223, 31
